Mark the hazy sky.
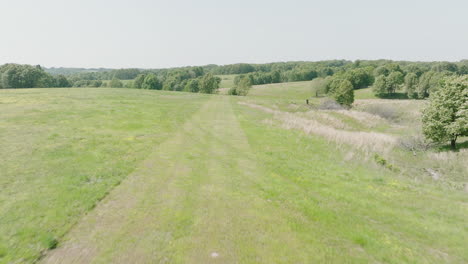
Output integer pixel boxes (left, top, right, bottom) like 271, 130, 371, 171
1, 0, 467, 68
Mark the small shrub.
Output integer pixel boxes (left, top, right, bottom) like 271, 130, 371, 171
373, 153, 400, 172
373, 153, 387, 166
41, 233, 58, 250
227, 87, 237, 95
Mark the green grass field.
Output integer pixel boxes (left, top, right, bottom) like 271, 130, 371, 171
1, 85, 467, 263
217, 74, 237, 89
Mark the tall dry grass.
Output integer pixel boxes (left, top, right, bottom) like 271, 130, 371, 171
240, 102, 397, 153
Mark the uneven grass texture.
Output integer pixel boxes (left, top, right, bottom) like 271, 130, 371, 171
1, 87, 467, 263
0, 88, 209, 263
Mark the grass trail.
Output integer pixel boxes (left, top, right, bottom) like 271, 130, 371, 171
42, 96, 303, 263
3, 89, 464, 263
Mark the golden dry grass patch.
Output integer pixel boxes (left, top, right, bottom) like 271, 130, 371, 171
239, 102, 397, 153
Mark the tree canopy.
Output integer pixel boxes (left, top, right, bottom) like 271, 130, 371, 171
422, 76, 467, 149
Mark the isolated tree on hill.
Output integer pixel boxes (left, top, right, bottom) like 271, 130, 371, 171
199, 73, 220, 94
229, 76, 252, 96
142, 74, 161, 90
109, 78, 123, 88
332, 80, 354, 107
422, 76, 467, 149
404, 72, 418, 98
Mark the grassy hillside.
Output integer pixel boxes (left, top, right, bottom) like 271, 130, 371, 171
0, 87, 466, 263
0, 88, 210, 262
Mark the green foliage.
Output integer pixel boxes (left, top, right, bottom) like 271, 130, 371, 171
422, 75, 468, 149
133, 74, 146, 88
142, 74, 162, 90
342, 67, 374, 89
109, 78, 123, 88
416, 71, 451, 98
431, 62, 458, 73
372, 72, 404, 97
386, 71, 404, 93
184, 79, 199, 93
199, 73, 220, 94
0, 64, 60, 88
332, 80, 354, 107
404, 72, 418, 98
373, 154, 399, 172
310, 77, 329, 96
372, 75, 388, 96
229, 76, 252, 96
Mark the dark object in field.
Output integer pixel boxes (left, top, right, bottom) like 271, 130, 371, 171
306, 99, 309, 105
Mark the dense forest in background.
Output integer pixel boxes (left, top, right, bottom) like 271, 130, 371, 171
1, 60, 467, 97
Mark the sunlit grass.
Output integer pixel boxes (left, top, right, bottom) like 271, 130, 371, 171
0, 88, 210, 262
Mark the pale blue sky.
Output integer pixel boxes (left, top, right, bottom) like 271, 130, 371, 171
1, 0, 467, 68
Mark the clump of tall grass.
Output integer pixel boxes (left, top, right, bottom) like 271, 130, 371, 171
362, 104, 399, 121
301, 111, 350, 130
333, 110, 386, 128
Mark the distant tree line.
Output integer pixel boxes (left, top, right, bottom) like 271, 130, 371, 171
0, 64, 71, 89
2, 60, 467, 97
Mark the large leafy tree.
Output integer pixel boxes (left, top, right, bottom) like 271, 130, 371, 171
199, 73, 220, 94
332, 80, 354, 107
422, 76, 467, 149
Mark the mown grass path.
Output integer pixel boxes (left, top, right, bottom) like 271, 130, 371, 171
43, 96, 300, 263
40, 93, 467, 264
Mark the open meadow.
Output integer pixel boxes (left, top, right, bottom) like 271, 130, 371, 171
0, 83, 466, 263
2, 0, 467, 262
